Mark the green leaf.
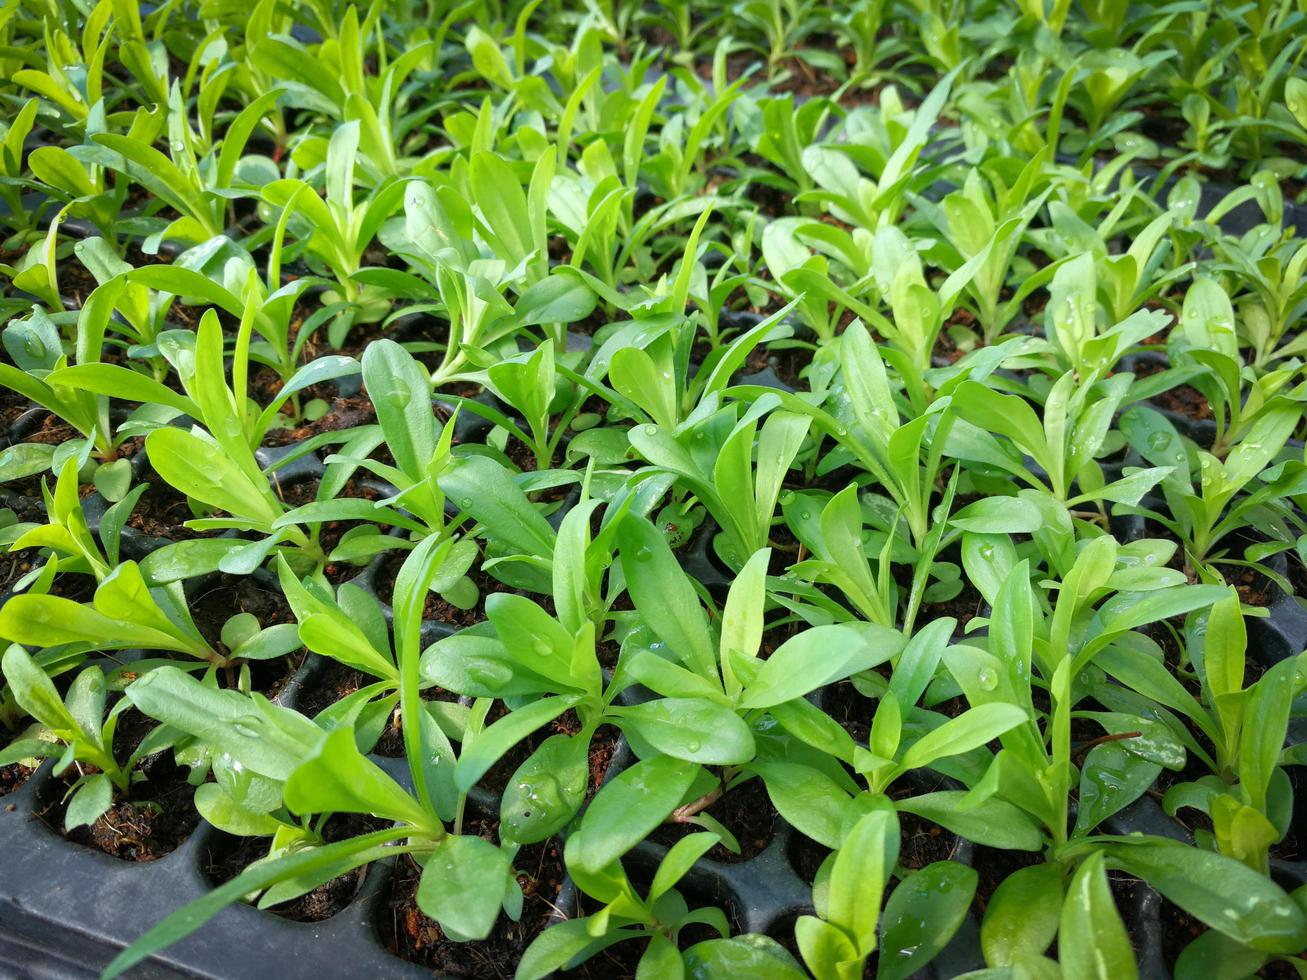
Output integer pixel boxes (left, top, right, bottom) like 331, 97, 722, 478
616, 698, 756, 764
617, 515, 716, 678
571, 755, 699, 874
92, 459, 133, 502
284, 726, 429, 828
828, 809, 897, 955
1103, 838, 1307, 952
980, 862, 1063, 966
515, 274, 596, 326
125, 667, 318, 781
440, 455, 556, 559
65, 772, 114, 831
146, 428, 278, 523
878, 862, 978, 980
684, 935, 806, 979
1059, 853, 1137, 980
897, 792, 1044, 851
649, 832, 721, 903
500, 733, 588, 845
193, 783, 284, 837
518, 918, 634, 980
899, 703, 1027, 770
1, 644, 81, 736
416, 833, 513, 941
0, 593, 198, 655
362, 339, 435, 480
739, 624, 902, 709
754, 762, 854, 848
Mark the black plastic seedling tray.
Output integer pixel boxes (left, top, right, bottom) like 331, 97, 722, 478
0, 769, 428, 980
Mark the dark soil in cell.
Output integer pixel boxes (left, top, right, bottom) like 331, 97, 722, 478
262, 394, 377, 447
897, 806, 964, 870
0, 761, 34, 797
1152, 383, 1212, 421
743, 342, 809, 390
189, 572, 294, 642
203, 812, 389, 922
36, 709, 200, 860
378, 821, 565, 977
127, 474, 204, 539
933, 319, 978, 365
821, 679, 873, 744
0, 385, 35, 433
186, 573, 304, 698
17, 414, 80, 449
921, 579, 986, 632
970, 845, 1044, 920
650, 772, 776, 863
1228, 562, 1276, 607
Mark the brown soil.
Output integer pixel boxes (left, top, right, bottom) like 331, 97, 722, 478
921, 579, 987, 633
742, 342, 809, 390
650, 773, 776, 863
1226, 562, 1276, 607
0, 762, 34, 797
1151, 383, 1212, 421
378, 819, 565, 977
821, 679, 873, 744
262, 394, 377, 447
37, 710, 200, 860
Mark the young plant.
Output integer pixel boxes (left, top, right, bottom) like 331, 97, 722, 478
1096, 591, 1307, 874
3, 457, 142, 596
950, 369, 1171, 514
261, 121, 403, 342
517, 832, 745, 979
1163, 277, 1306, 459
0, 650, 173, 830
930, 548, 1305, 963
794, 808, 979, 980
733, 322, 953, 549
53, 309, 360, 576
627, 396, 810, 569
917, 151, 1054, 346
0, 298, 133, 481
276, 338, 478, 591
1120, 400, 1303, 577
103, 537, 530, 977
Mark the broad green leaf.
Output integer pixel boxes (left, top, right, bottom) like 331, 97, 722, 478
616, 698, 755, 764
416, 833, 513, 940
570, 755, 699, 874
1059, 853, 1137, 980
